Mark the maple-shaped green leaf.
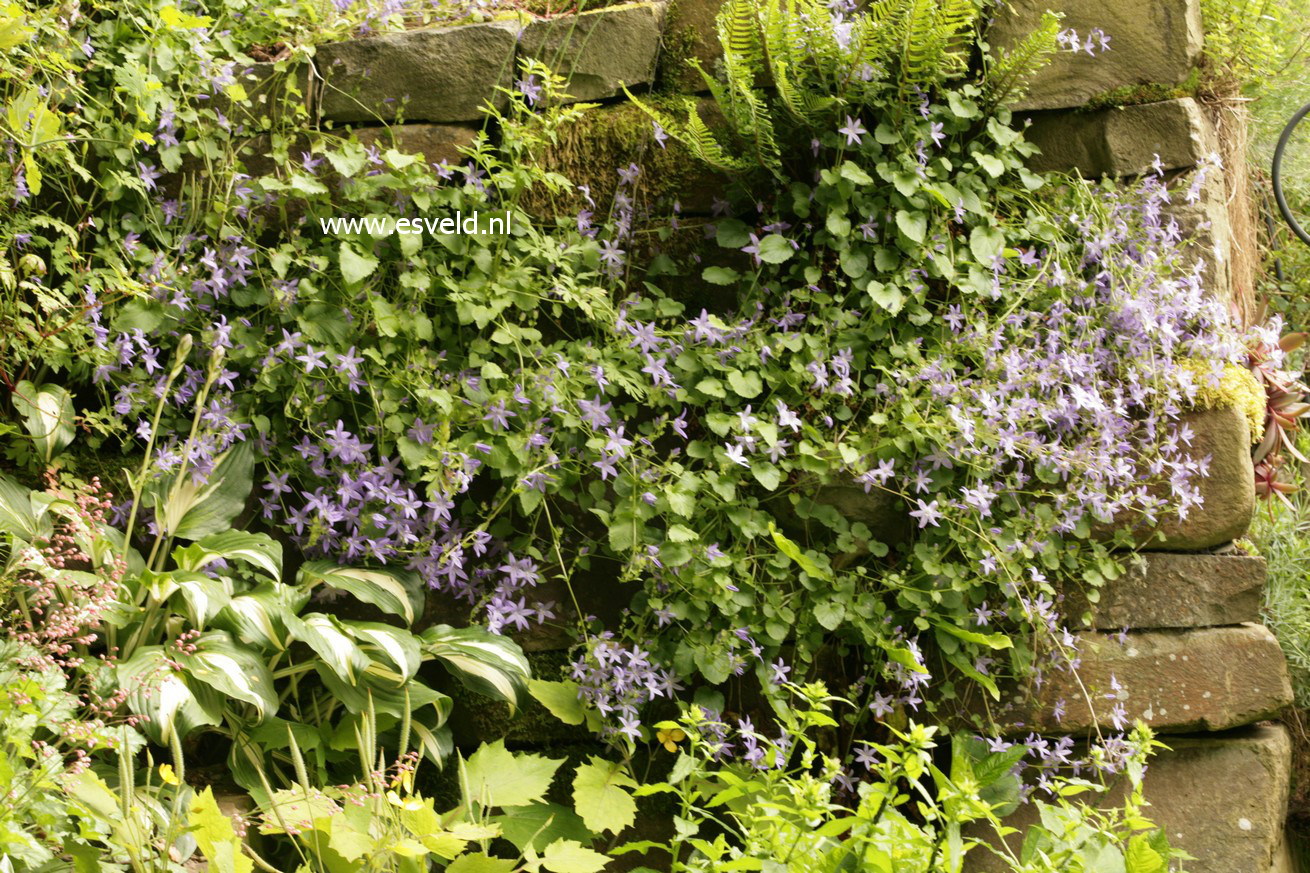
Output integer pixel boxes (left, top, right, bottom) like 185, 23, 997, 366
540, 838, 610, 873
339, 241, 378, 285
463, 740, 563, 809
189, 787, 254, 873
572, 757, 637, 835
528, 679, 586, 726
447, 855, 515, 873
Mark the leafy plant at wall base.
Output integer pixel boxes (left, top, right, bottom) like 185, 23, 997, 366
0, 402, 530, 802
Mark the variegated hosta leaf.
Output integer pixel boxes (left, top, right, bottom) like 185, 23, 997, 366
285, 612, 370, 684
0, 471, 48, 543
410, 719, 454, 767
116, 647, 221, 744
147, 570, 232, 628
147, 440, 255, 541
142, 568, 182, 601
227, 736, 268, 803
183, 631, 277, 722
395, 686, 454, 763
317, 665, 453, 723
13, 380, 75, 462
297, 561, 424, 626
421, 625, 530, 710
174, 530, 282, 579
344, 621, 422, 684
216, 583, 294, 650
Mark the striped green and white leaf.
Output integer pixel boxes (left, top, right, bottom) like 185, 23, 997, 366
409, 718, 454, 766
0, 471, 49, 544
175, 530, 282, 579
184, 631, 277, 722
227, 734, 271, 806
285, 612, 370, 684
345, 621, 422, 683
116, 647, 222, 744
297, 561, 423, 626
422, 625, 530, 710
316, 667, 451, 722
145, 569, 231, 628
12, 380, 75, 462
178, 575, 232, 628
147, 440, 255, 541
216, 583, 295, 650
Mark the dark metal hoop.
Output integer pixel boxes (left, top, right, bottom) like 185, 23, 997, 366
1272, 99, 1310, 249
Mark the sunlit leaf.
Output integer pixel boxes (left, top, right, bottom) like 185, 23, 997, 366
462, 740, 562, 809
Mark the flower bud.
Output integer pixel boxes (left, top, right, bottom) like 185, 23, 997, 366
208, 344, 226, 374
169, 334, 194, 379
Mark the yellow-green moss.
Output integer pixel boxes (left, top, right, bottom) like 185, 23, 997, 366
522, 95, 727, 218
1183, 359, 1266, 444
1082, 69, 1202, 111
656, 0, 714, 93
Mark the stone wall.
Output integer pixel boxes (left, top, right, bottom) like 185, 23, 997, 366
236, 1, 1295, 869
983, 5, 1291, 869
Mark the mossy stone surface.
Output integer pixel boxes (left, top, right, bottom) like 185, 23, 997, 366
522, 96, 731, 219
444, 650, 585, 748
657, 0, 724, 93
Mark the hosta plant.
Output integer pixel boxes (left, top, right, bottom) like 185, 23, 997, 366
0, 366, 531, 801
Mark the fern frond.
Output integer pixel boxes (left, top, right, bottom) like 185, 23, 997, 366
716, 0, 764, 76
620, 86, 754, 174
685, 107, 756, 173
761, 0, 815, 123
982, 10, 1060, 107
728, 76, 783, 175
896, 0, 979, 92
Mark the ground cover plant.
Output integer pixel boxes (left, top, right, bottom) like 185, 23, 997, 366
0, 0, 1275, 868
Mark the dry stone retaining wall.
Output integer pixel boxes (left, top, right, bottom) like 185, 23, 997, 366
980, 4, 1291, 869
238, 1, 1294, 868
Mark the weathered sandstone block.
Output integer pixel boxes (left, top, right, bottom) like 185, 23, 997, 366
1142, 726, 1293, 873
983, 624, 1291, 735
1062, 552, 1266, 630
1024, 97, 1217, 176
521, 3, 668, 103
1101, 405, 1254, 551
1167, 168, 1233, 301
987, 0, 1203, 111
350, 123, 480, 167
966, 724, 1292, 873
317, 21, 518, 123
